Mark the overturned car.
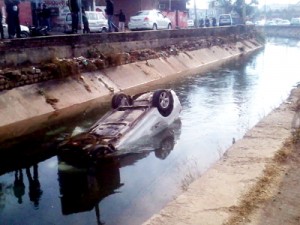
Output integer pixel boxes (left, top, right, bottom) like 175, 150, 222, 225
59, 89, 182, 162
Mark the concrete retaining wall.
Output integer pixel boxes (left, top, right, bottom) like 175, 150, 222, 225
0, 39, 263, 142
0, 26, 254, 66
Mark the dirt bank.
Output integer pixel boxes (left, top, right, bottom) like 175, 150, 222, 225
143, 86, 300, 225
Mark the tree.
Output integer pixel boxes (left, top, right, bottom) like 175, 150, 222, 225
211, 0, 258, 20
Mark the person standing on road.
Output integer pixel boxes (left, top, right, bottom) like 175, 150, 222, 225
0, 10, 4, 39
35, 3, 43, 27
205, 16, 210, 27
82, 7, 90, 33
5, 0, 21, 38
41, 4, 51, 31
68, 0, 79, 33
115, 9, 126, 32
105, 0, 118, 32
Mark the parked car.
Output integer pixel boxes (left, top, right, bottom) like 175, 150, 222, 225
245, 20, 254, 25
64, 11, 108, 33
187, 19, 194, 28
218, 14, 232, 26
59, 89, 182, 162
291, 17, 300, 26
2, 23, 30, 38
128, 10, 172, 31
276, 19, 290, 26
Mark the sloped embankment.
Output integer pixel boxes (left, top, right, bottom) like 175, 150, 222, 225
0, 38, 263, 142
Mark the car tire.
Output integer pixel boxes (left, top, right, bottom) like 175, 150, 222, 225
152, 24, 157, 30
20, 31, 29, 38
101, 27, 108, 33
167, 23, 172, 29
152, 90, 174, 117
155, 134, 175, 160
111, 93, 132, 109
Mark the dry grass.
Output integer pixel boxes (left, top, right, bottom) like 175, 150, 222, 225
223, 134, 298, 225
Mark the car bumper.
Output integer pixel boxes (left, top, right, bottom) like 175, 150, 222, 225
128, 22, 153, 30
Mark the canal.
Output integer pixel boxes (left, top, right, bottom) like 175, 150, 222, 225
1, 38, 300, 225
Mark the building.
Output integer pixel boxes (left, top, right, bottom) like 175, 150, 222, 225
1, 0, 189, 29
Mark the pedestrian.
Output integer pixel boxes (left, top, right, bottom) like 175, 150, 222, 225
115, 9, 126, 32
68, 0, 79, 33
82, 7, 90, 33
35, 3, 43, 27
105, 0, 118, 32
199, 18, 204, 27
205, 16, 210, 27
0, 10, 4, 39
5, 0, 21, 38
212, 17, 217, 27
41, 4, 51, 31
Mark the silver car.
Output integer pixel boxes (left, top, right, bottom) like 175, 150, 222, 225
128, 10, 172, 31
2, 23, 30, 38
64, 11, 108, 33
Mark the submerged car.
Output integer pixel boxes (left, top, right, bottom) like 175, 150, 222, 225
59, 89, 182, 162
128, 10, 172, 30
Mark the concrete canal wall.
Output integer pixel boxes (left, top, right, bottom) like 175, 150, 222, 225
0, 27, 263, 142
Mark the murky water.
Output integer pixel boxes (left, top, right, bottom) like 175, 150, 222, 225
1, 38, 300, 225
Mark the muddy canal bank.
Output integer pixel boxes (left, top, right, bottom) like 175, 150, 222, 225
143, 86, 300, 225
0, 37, 263, 143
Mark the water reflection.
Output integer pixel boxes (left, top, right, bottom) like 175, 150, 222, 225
58, 161, 122, 224
58, 120, 181, 224
13, 170, 25, 204
26, 165, 43, 208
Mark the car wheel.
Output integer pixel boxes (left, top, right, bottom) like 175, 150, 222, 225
152, 90, 174, 117
111, 93, 132, 109
101, 27, 108, 33
152, 24, 157, 30
155, 134, 175, 160
167, 23, 172, 29
20, 31, 29, 38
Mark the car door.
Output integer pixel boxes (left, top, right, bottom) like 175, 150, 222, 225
156, 12, 166, 29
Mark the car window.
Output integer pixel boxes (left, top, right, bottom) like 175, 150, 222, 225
98, 12, 105, 19
220, 15, 230, 19
66, 14, 72, 22
87, 13, 95, 20
136, 11, 149, 16
157, 12, 163, 18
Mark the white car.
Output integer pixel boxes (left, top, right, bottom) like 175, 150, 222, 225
187, 19, 194, 28
128, 10, 172, 30
64, 11, 108, 33
59, 89, 182, 162
2, 23, 30, 38
218, 14, 232, 26
291, 17, 300, 26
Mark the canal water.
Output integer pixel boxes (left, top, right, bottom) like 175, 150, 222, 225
1, 38, 300, 225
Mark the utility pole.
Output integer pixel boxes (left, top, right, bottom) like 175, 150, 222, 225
194, 0, 198, 27
242, 0, 246, 24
